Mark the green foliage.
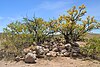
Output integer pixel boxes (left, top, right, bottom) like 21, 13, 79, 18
1, 5, 100, 60
80, 37, 100, 58
51, 4, 100, 45
23, 17, 51, 43
1, 17, 52, 59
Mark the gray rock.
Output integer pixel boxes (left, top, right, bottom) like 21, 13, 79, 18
50, 51, 57, 57
65, 44, 71, 50
63, 52, 70, 57
46, 53, 51, 57
46, 51, 57, 57
65, 44, 71, 47
61, 49, 67, 54
33, 51, 36, 54
36, 46, 44, 55
60, 53, 64, 57
52, 47, 59, 52
44, 48, 49, 54
58, 46, 65, 51
72, 47, 80, 53
72, 53, 78, 57
15, 57, 20, 62
25, 53, 37, 63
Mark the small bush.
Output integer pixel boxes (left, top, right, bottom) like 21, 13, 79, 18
80, 37, 100, 60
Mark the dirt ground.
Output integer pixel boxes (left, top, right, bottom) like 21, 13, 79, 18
0, 57, 100, 67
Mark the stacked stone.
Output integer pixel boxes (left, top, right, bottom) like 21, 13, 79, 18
16, 41, 81, 63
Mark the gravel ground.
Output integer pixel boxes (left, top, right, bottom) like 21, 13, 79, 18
0, 57, 100, 67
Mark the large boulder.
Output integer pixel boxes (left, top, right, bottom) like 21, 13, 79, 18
24, 52, 37, 63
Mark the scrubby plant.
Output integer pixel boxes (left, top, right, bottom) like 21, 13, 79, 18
23, 17, 52, 44
80, 37, 100, 60
1, 17, 52, 60
51, 4, 100, 46
1, 4, 100, 61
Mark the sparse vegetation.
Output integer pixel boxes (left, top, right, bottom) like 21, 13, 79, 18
0, 5, 100, 62
80, 37, 100, 60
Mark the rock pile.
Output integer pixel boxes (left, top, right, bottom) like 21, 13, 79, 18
16, 41, 81, 63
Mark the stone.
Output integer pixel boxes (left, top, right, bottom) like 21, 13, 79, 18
65, 44, 71, 50
72, 47, 80, 53
71, 42, 79, 47
44, 48, 49, 54
25, 53, 37, 63
58, 46, 65, 51
46, 53, 51, 57
59, 43, 64, 46
56, 52, 60, 56
23, 48, 31, 54
52, 47, 59, 52
36, 46, 44, 55
15, 57, 20, 62
65, 44, 71, 47
72, 53, 78, 57
23, 45, 36, 54
51, 51, 57, 57
46, 51, 57, 57
36, 46, 42, 50
33, 51, 36, 54
60, 53, 64, 57
61, 49, 67, 54
63, 52, 70, 57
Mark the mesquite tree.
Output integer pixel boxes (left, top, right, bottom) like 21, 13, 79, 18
23, 17, 51, 44
52, 5, 100, 46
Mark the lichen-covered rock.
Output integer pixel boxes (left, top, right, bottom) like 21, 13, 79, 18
25, 53, 37, 63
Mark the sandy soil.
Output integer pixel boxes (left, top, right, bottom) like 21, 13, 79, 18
0, 57, 100, 67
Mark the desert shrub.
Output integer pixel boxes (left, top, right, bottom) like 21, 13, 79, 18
1, 17, 52, 60
0, 5, 100, 60
50, 4, 100, 47
23, 17, 52, 44
80, 37, 100, 60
